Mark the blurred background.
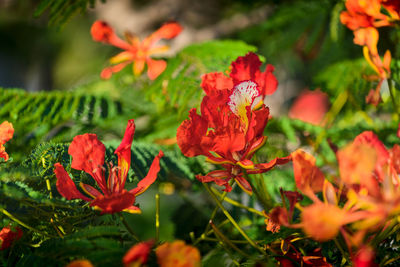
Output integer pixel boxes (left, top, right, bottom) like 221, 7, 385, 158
0, 0, 361, 114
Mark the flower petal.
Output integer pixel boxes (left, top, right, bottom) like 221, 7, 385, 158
0, 121, 14, 162
114, 120, 135, 190
91, 20, 131, 50
54, 163, 91, 201
146, 58, 167, 80
291, 150, 325, 195
230, 52, 262, 84
133, 59, 146, 76
177, 108, 210, 157
100, 61, 131, 79
90, 190, 136, 214
234, 175, 253, 195
123, 240, 154, 266
143, 22, 183, 47
201, 72, 233, 95
130, 150, 164, 196
110, 51, 134, 64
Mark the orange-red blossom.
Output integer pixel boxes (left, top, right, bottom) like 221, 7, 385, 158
267, 130, 400, 265
91, 20, 182, 80
0, 121, 14, 162
340, 0, 399, 105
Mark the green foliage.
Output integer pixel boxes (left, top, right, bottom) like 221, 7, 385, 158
34, 0, 106, 27
0, 88, 122, 159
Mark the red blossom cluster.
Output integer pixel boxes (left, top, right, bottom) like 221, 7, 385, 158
0, 226, 22, 250
340, 0, 399, 105
0, 121, 14, 162
265, 130, 400, 265
177, 52, 290, 194
54, 120, 164, 214
91, 21, 182, 80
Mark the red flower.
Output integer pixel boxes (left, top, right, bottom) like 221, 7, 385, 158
54, 119, 164, 214
288, 89, 329, 126
0, 121, 14, 162
123, 240, 154, 266
0, 226, 22, 250
91, 21, 182, 80
177, 53, 290, 193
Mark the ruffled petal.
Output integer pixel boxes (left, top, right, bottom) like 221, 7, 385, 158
196, 170, 232, 192
130, 150, 164, 196
114, 120, 135, 190
69, 134, 106, 174
90, 190, 136, 214
201, 72, 233, 96
146, 58, 167, 80
54, 163, 91, 201
230, 52, 261, 84
80, 183, 102, 199
177, 108, 210, 157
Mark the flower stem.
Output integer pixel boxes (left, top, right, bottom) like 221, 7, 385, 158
155, 193, 160, 242
203, 183, 266, 255
1, 208, 55, 238
119, 213, 140, 242
210, 187, 264, 216
210, 220, 252, 258
388, 78, 400, 117
243, 171, 272, 211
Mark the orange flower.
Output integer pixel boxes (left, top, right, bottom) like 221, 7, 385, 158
91, 21, 182, 80
0, 121, 14, 162
301, 203, 347, 241
156, 240, 200, 267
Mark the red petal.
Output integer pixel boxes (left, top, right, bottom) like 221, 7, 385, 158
54, 163, 91, 201
291, 150, 325, 194
234, 175, 253, 195
256, 64, 278, 95
114, 120, 135, 190
143, 22, 182, 47
289, 89, 329, 125
69, 133, 106, 175
91, 20, 131, 50
196, 170, 232, 192
90, 190, 135, 214
177, 108, 210, 157
80, 183, 102, 199
0, 121, 14, 162
100, 61, 131, 79
230, 52, 262, 84
146, 58, 167, 80
248, 155, 291, 174
201, 72, 233, 95
123, 240, 154, 265
0, 121, 13, 144
130, 150, 164, 196
0, 226, 23, 250
353, 131, 389, 181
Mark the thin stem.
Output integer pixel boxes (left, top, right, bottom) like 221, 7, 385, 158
211, 187, 264, 216
204, 183, 266, 255
1, 209, 55, 238
155, 193, 160, 242
210, 220, 252, 258
243, 171, 272, 211
119, 213, 140, 242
